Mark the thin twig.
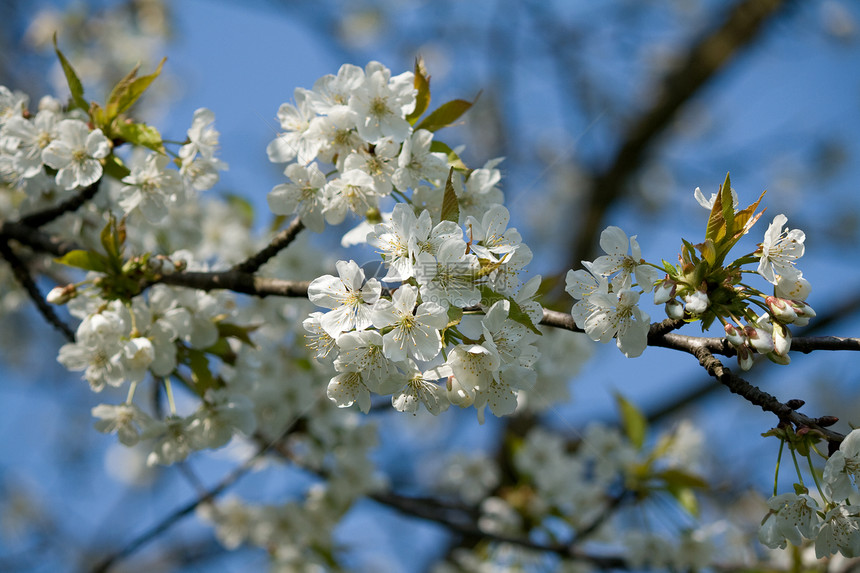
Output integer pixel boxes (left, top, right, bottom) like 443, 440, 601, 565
233, 216, 304, 274
0, 240, 74, 341
19, 180, 102, 228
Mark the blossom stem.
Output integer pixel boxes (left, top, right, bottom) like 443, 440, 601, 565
806, 452, 828, 505
126, 380, 138, 404
789, 447, 805, 489
774, 439, 784, 496
164, 377, 177, 415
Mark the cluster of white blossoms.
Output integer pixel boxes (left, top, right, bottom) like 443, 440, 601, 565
5, 36, 847, 570
0, 84, 224, 221
565, 186, 816, 370
276, 63, 542, 422
760, 428, 860, 559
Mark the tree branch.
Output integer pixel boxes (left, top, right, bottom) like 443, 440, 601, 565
0, 240, 74, 341
18, 180, 102, 228
233, 216, 304, 274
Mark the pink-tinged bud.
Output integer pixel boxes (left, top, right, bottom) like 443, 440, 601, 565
766, 296, 798, 324
46, 284, 76, 305
737, 346, 754, 371
766, 351, 790, 365
724, 324, 745, 347
785, 300, 814, 326
665, 299, 685, 320
683, 290, 710, 315
744, 325, 774, 354
772, 323, 791, 356
653, 278, 676, 305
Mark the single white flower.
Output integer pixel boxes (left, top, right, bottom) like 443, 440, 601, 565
584, 288, 650, 358
333, 330, 402, 393
758, 492, 820, 549
41, 119, 111, 189
414, 238, 481, 308
267, 162, 328, 232
92, 403, 160, 446
119, 153, 184, 222
590, 226, 659, 290
824, 428, 860, 501
322, 169, 379, 225
370, 285, 447, 362
308, 260, 381, 337
266, 88, 322, 165
391, 361, 450, 415
816, 504, 860, 559
757, 214, 805, 285
349, 62, 415, 143
179, 108, 223, 165
465, 204, 521, 261
391, 129, 447, 191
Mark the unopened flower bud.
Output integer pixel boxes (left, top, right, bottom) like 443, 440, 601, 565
788, 300, 816, 327
46, 284, 76, 305
745, 325, 774, 354
737, 346, 754, 371
724, 323, 745, 347
653, 278, 676, 305
683, 290, 710, 315
766, 296, 798, 324
816, 416, 839, 427
786, 399, 805, 410
665, 299, 684, 320
772, 323, 791, 356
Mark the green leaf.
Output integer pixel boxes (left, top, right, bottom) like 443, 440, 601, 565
102, 154, 131, 180
720, 172, 735, 241
668, 485, 699, 516
446, 306, 463, 329
105, 57, 166, 121
657, 468, 708, 489
440, 168, 460, 223
54, 250, 108, 273
406, 57, 431, 125
477, 285, 542, 335
415, 96, 477, 132
53, 34, 88, 111
704, 188, 725, 243
615, 392, 647, 450
700, 239, 716, 267
187, 348, 217, 394
429, 140, 467, 170
222, 194, 255, 228
217, 322, 259, 348
112, 120, 166, 154
100, 216, 121, 262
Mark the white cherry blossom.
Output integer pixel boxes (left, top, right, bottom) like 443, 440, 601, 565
267, 162, 328, 232
307, 260, 381, 336
41, 119, 111, 189
370, 284, 447, 361
757, 214, 805, 285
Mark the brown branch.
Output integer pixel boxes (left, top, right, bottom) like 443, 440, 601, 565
18, 180, 102, 228
0, 240, 74, 341
685, 342, 844, 445
233, 216, 304, 274
568, 0, 789, 270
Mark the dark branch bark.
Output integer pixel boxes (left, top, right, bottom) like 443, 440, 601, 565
0, 240, 74, 341
19, 180, 102, 228
233, 216, 304, 274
